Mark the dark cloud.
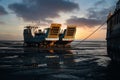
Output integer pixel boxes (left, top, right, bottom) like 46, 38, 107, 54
87, 7, 112, 21
8, 0, 79, 23
94, 0, 106, 6
0, 5, 8, 15
88, 0, 116, 20
0, 21, 5, 25
66, 16, 102, 27
66, 0, 115, 28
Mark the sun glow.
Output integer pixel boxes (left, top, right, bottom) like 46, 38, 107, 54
75, 26, 106, 40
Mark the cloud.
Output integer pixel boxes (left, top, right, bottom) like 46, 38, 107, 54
88, 0, 117, 20
8, 0, 79, 23
94, 0, 106, 6
87, 7, 112, 21
0, 21, 5, 25
66, 0, 115, 28
0, 33, 22, 40
66, 16, 102, 27
0, 5, 8, 15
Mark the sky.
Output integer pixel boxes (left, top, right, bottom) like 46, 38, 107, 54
0, 0, 118, 40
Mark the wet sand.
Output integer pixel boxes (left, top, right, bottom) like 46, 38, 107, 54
0, 41, 120, 80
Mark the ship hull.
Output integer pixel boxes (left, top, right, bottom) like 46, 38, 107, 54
55, 40, 72, 45
107, 39, 120, 62
106, 1, 120, 62
107, 27, 120, 62
23, 23, 76, 48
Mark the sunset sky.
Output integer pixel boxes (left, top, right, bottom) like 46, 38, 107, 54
0, 0, 118, 40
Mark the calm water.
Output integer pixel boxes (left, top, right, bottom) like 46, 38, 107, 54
0, 41, 120, 80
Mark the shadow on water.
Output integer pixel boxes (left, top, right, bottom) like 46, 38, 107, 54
0, 45, 120, 80
0, 47, 77, 80
106, 61, 120, 80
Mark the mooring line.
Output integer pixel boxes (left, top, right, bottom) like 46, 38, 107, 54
72, 21, 106, 47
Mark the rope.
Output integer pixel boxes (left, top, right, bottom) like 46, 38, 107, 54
72, 21, 106, 47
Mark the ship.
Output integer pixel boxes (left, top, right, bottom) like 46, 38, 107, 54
23, 23, 76, 47
106, 0, 120, 62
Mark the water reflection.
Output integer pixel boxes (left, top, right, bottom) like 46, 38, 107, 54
46, 55, 60, 69
0, 47, 76, 74
63, 54, 76, 67
106, 61, 120, 80
0, 45, 120, 80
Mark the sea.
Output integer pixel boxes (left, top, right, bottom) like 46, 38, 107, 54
0, 41, 120, 80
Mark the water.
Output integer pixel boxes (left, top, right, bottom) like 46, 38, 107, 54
0, 41, 120, 80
